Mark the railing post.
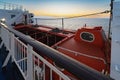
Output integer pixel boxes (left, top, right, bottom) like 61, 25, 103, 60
10, 33, 15, 59
4, 3, 6, 10
27, 45, 33, 80
0, 26, 1, 37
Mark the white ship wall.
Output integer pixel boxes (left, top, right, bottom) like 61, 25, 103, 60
111, 2, 120, 80
0, 9, 25, 27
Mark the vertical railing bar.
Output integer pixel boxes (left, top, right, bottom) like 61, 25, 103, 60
18, 42, 21, 68
24, 46, 26, 74
38, 58, 39, 80
18, 42, 20, 60
59, 76, 62, 80
23, 45, 24, 54
23, 45, 25, 75
43, 63, 45, 80
33, 56, 35, 80
24, 59, 25, 73
34, 56, 36, 80
23, 59, 24, 73
4, 3, 6, 9
15, 38, 17, 59
20, 42, 21, 61
24, 49, 25, 73
21, 44, 23, 71
26, 46, 27, 76
9, 4, 10, 10
50, 69, 52, 80
16, 40, 18, 60
21, 44, 22, 70
25, 59, 27, 76
15, 38, 17, 60
22, 45, 25, 72
17, 41, 18, 60
19, 42, 22, 69
20, 43, 21, 59
14, 38, 16, 59
22, 44, 24, 72
22, 60, 23, 72
18, 41, 19, 60
27, 45, 33, 80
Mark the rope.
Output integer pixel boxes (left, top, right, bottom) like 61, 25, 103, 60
57, 46, 107, 64
64, 10, 110, 19
34, 10, 110, 20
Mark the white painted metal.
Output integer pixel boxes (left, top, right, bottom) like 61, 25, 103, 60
0, 23, 71, 80
32, 50, 71, 80
0, 1, 33, 28
0, 41, 3, 48
1, 25, 10, 51
0, 1, 23, 10
27, 45, 33, 80
110, 1, 120, 80
2, 53, 11, 67
14, 37, 28, 77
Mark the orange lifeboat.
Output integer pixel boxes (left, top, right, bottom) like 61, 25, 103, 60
14, 24, 111, 80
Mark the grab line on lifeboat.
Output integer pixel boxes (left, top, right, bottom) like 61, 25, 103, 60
56, 46, 106, 64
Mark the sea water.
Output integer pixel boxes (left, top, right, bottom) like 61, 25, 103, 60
34, 17, 109, 33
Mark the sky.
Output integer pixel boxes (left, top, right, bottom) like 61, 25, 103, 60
1, 0, 120, 18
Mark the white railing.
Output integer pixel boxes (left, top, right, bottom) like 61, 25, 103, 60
0, 24, 71, 80
32, 48, 71, 80
0, 1, 23, 10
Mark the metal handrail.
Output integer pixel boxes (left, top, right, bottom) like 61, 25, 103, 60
0, 23, 71, 80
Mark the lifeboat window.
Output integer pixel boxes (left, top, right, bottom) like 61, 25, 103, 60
80, 32, 94, 42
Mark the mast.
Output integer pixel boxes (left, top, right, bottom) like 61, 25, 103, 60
108, 0, 114, 39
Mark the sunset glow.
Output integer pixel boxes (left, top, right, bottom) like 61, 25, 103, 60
2, 0, 113, 18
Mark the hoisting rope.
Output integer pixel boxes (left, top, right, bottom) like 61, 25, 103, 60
64, 10, 110, 19
34, 10, 110, 32
35, 10, 110, 20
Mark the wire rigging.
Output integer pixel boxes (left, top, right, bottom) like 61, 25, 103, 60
35, 10, 110, 20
